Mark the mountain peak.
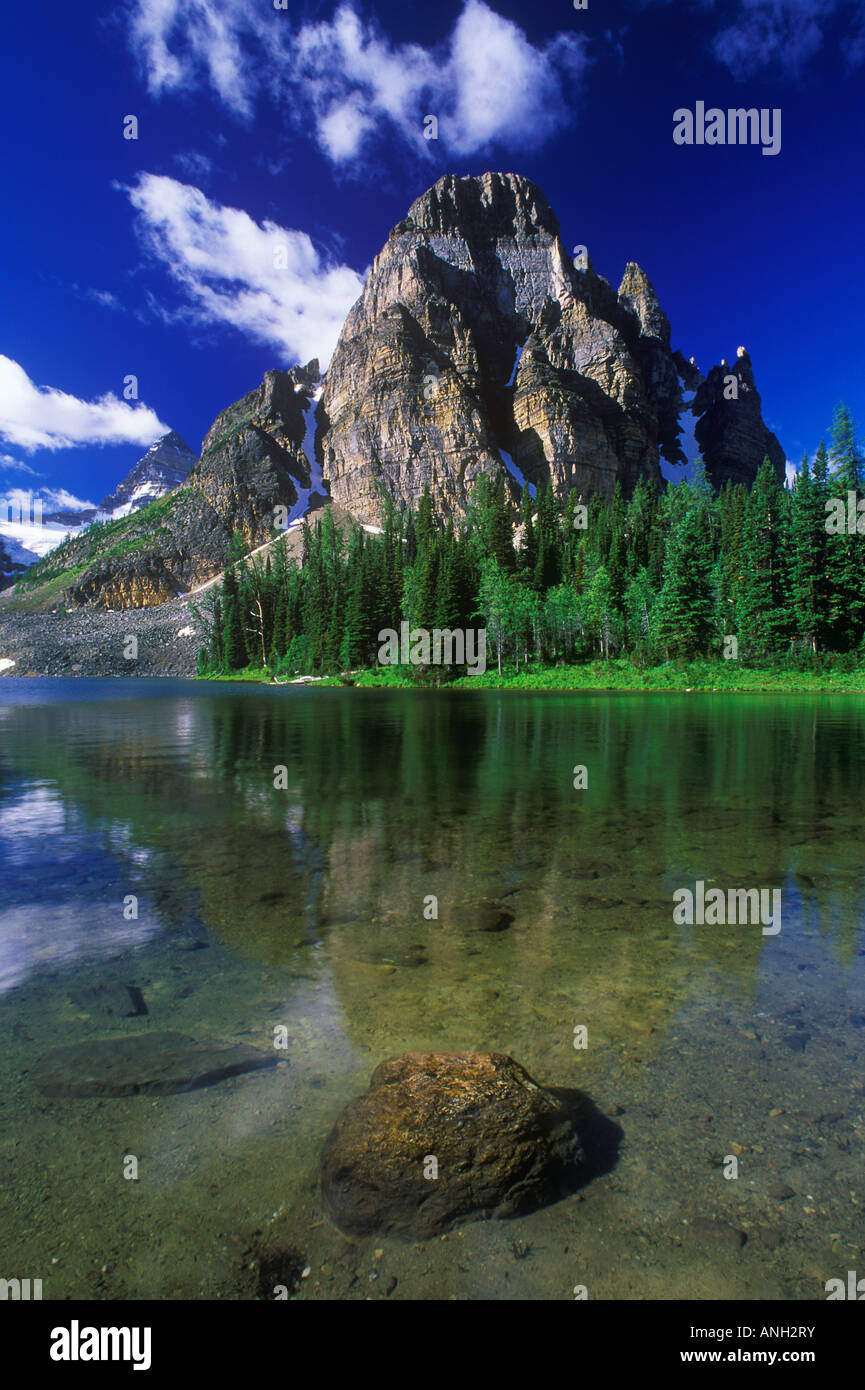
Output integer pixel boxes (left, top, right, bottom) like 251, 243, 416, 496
147, 429, 192, 454
693, 350, 785, 488
617, 263, 671, 347
316, 171, 785, 521
403, 172, 560, 242
96, 431, 198, 520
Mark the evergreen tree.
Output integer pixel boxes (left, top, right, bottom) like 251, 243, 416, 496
434, 525, 463, 632
737, 458, 794, 658
517, 482, 537, 577
415, 485, 436, 553
829, 402, 862, 491
221, 567, 247, 671
471, 475, 515, 572
196, 408, 865, 681
339, 530, 366, 668
790, 452, 829, 654
654, 492, 716, 659
583, 564, 619, 659
532, 483, 561, 591
825, 410, 865, 649
717, 481, 747, 623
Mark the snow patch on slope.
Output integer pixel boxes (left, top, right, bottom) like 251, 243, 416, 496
282, 388, 327, 531
506, 344, 524, 387
97, 479, 166, 522
500, 448, 535, 497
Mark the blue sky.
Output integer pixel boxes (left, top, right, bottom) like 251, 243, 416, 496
1, 0, 864, 511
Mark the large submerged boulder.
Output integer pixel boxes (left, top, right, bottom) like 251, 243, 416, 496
320, 1051, 586, 1238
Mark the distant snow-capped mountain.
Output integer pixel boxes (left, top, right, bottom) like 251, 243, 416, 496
0, 432, 198, 571
93, 431, 197, 522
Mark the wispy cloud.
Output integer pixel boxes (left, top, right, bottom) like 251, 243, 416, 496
129, 0, 258, 116
640, 0, 865, 80
123, 173, 365, 366
172, 150, 215, 182
126, 0, 588, 164
0, 355, 168, 452
86, 288, 123, 310
42, 487, 98, 513
0, 453, 41, 477
712, 0, 836, 79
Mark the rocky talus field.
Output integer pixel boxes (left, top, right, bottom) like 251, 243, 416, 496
0, 593, 203, 677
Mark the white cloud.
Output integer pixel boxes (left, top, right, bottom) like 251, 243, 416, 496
442, 4, 587, 154
0, 453, 41, 477
291, 4, 436, 160
124, 173, 364, 366
317, 93, 378, 163
40, 487, 97, 513
127, 0, 588, 164
0, 356, 169, 453
129, 0, 258, 115
848, 4, 865, 65
2, 485, 90, 514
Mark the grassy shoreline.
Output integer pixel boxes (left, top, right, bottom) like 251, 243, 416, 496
201, 659, 865, 693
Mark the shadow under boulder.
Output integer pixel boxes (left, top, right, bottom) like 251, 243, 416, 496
320, 1051, 619, 1239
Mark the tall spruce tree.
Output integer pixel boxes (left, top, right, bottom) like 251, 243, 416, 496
825, 408, 865, 648
221, 567, 248, 671
654, 491, 716, 659
737, 458, 794, 658
829, 402, 862, 490
790, 452, 829, 654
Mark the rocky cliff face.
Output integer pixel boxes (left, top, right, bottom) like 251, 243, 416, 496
320, 172, 687, 521
319, 173, 784, 522
23, 369, 319, 610
194, 366, 318, 546
692, 348, 786, 488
